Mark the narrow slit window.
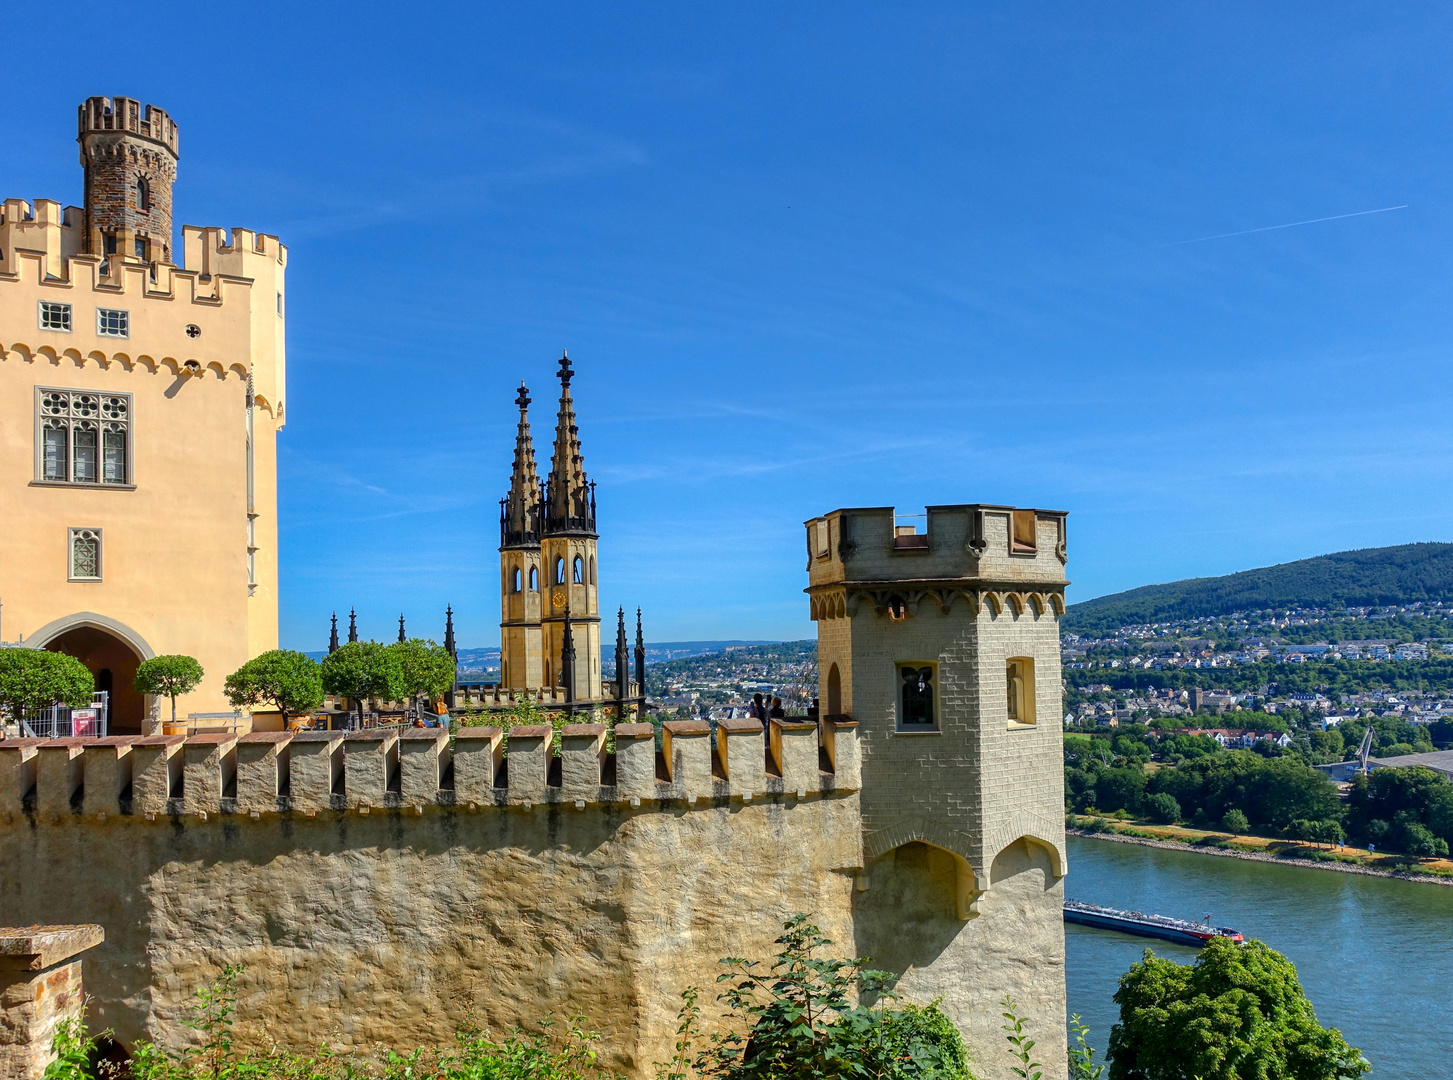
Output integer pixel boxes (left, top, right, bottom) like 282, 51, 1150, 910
573, 556, 583, 584
136, 176, 150, 212
512, 568, 522, 593
529, 566, 538, 591
1007, 657, 1036, 724
555, 557, 565, 585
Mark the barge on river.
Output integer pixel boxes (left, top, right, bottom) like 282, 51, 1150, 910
1064, 899, 1244, 947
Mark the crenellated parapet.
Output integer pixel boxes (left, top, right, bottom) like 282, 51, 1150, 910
0, 718, 859, 825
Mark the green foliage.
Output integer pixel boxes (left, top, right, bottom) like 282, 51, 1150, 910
1106, 938, 1368, 1080
225, 650, 324, 723
1345, 767, 1453, 854
1064, 541, 1453, 633
0, 648, 94, 721
686, 913, 973, 1080
1221, 809, 1250, 833
40, 1017, 100, 1080
391, 638, 457, 703
1000, 998, 1042, 1080
1144, 792, 1180, 825
133, 655, 205, 724
320, 641, 405, 716
1067, 1014, 1105, 1080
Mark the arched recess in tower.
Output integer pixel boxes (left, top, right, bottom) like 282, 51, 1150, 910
827, 663, 842, 716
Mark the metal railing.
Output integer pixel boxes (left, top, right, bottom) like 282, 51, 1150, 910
22, 692, 109, 739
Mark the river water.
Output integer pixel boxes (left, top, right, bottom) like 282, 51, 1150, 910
1064, 834, 1453, 1075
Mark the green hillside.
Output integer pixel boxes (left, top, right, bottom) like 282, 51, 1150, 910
1066, 542, 1453, 634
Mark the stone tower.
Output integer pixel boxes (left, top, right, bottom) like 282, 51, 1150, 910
805, 503, 1070, 1072
77, 96, 179, 265
499, 383, 544, 689
540, 353, 600, 699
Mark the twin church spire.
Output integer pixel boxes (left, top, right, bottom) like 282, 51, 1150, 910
500, 351, 596, 548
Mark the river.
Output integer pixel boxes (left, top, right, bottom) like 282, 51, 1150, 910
1064, 834, 1453, 1075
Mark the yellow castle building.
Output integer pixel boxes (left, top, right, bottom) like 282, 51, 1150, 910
0, 96, 285, 732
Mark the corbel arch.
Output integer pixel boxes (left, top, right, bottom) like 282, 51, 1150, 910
983, 812, 1067, 880
863, 818, 985, 921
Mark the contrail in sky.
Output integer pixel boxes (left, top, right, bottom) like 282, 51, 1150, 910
1156, 204, 1408, 247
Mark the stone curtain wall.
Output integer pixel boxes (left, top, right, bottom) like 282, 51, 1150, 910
0, 795, 862, 1076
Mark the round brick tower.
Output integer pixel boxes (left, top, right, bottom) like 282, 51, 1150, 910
77, 96, 179, 264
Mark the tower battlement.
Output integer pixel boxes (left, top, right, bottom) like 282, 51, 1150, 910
77, 97, 178, 157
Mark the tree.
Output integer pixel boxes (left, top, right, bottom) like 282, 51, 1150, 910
1221, 809, 1249, 834
1107, 938, 1368, 1080
390, 638, 457, 708
224, 650, 323, 726
133, 655, 205, 726
1144, 792, 1180, 825
0, 649, 93, 723
320, 641, 405, 725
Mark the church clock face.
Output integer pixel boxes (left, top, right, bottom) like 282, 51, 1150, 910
552, 590, 567, 610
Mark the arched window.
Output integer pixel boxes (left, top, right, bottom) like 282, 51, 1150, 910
512, 568, 522, 593
529, 566, 538, 590
589, 556, 596, 585
136, 176, 150, 212
573, 556, 583, 584
555, 557, 565, 585
827, 663, 842, 716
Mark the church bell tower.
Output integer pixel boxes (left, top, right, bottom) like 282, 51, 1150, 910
540, 353, 600, 700
499, 383, 544, 690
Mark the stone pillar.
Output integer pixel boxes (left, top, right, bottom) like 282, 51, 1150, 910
0, 924, 104, 1080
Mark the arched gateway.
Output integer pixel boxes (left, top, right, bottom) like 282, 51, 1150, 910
27, 612, 155, 734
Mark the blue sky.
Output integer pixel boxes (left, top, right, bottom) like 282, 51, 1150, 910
7, 4, 1452, 648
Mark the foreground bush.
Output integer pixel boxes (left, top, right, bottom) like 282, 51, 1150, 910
1107, 938, 1367, 1080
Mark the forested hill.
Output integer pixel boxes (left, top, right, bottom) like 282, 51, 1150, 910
1066, 542, 1453, 634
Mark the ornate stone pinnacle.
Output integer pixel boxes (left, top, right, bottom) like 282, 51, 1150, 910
558, 351, 573, 388
515, 382, 530, 410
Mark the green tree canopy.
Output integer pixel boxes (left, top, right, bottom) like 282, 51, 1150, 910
320, 641, 405, 720
133, 655, 205, 724
0, 649, 93, 722
390, 638, 457, 703
1107, 938, 1368, 1080
225, 650, 323, 724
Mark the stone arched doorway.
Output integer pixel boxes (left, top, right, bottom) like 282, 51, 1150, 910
29, 613, 154, 734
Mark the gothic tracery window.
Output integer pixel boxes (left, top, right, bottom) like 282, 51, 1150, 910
69, 528, 102, 580
37, 389, 131, 486
573, 556, 583, 584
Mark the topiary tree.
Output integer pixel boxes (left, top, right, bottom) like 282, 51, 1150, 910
1107, 937, 1368, 1080
133, 655, 205, 726
390, 638, 457, 712
225, 650, 323, 726
320, 641, 405, 727
1221, 809, 1249, 834
0, 649, 93, 725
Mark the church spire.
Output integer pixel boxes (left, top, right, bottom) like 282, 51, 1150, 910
544, 351, 596, 535
501, 382, 542, 548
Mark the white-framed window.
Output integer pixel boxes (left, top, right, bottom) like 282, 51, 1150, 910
897, 662, 937, 731
97, 308, 129, 337
1007, 657, 1036, 725
69, 528, 102, 581
39, 301, 72, 332
36, 388, 132, 486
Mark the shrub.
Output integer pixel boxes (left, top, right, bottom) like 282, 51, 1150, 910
1082, 817, 1114, 834
1221, 809, 1249, 834
320, 641, 404, 725
1144, 792, 1180, 825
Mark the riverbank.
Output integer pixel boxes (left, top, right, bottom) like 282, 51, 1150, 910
1065, 816, 1453, 887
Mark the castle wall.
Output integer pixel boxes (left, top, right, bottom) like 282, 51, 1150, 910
0, 797, 862, 1076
